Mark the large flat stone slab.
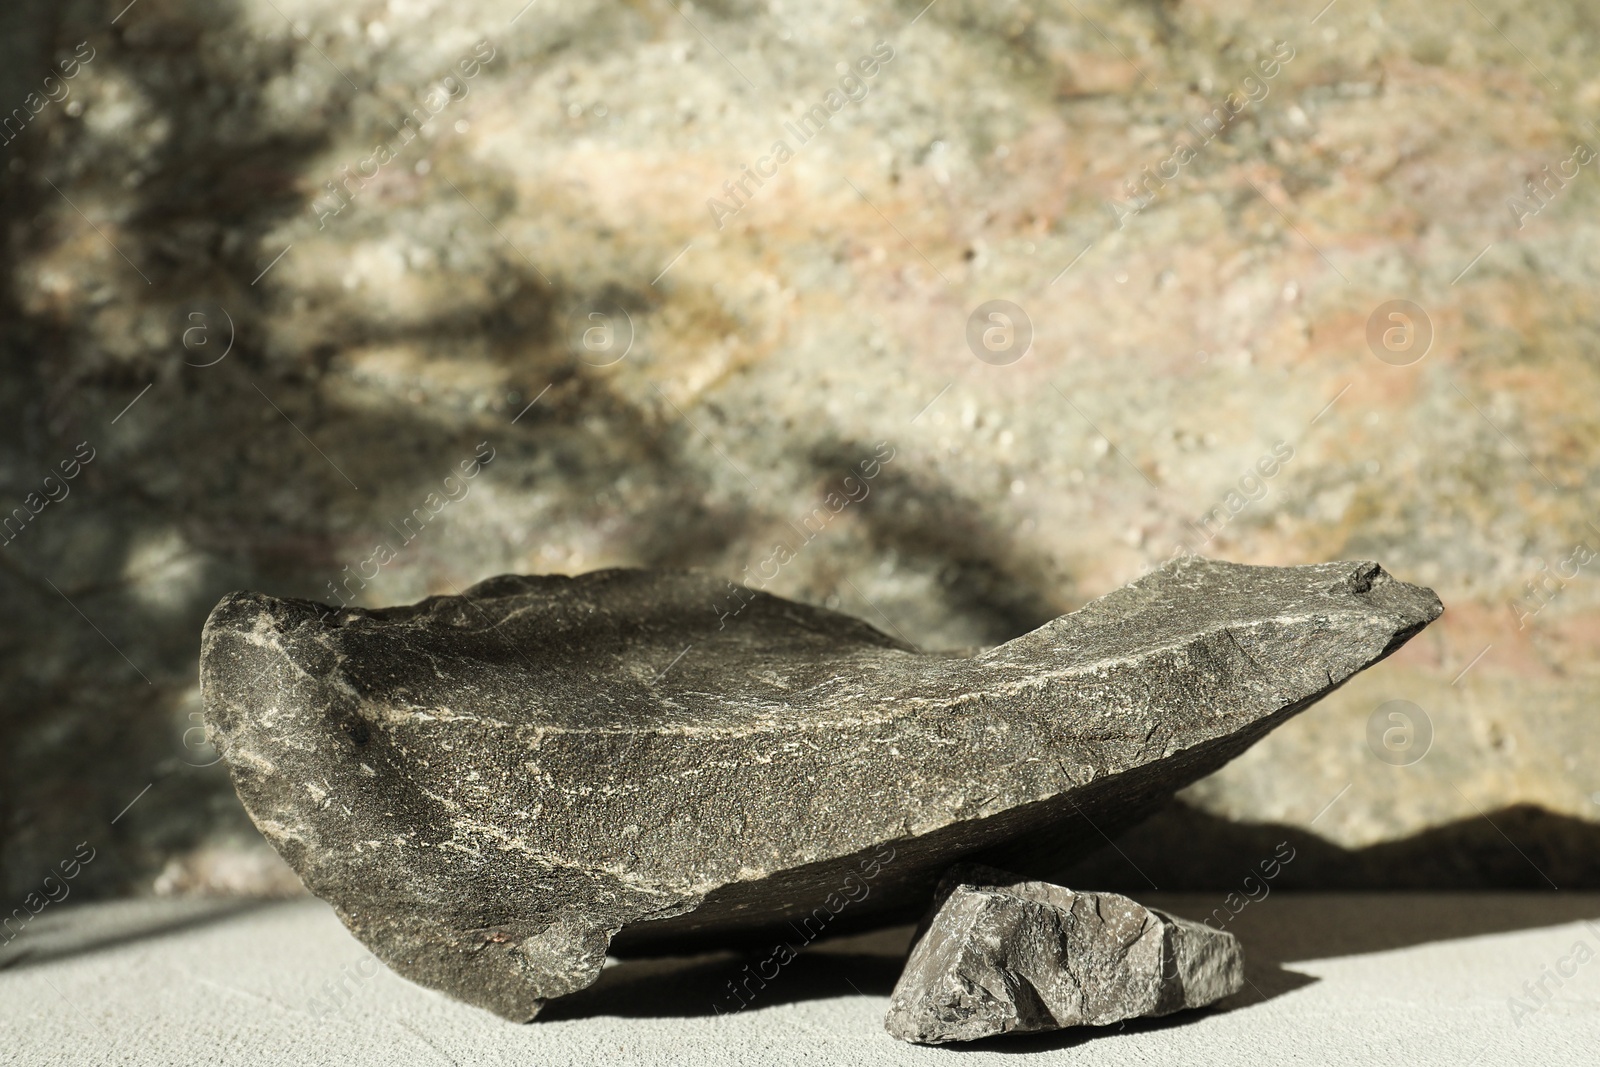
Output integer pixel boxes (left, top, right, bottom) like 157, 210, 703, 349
200, 558, 1440, 1018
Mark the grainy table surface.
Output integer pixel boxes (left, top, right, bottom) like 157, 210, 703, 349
2, 893, 1595, 1065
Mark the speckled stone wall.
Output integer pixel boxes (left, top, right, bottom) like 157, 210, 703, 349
2, 0, 1597, 898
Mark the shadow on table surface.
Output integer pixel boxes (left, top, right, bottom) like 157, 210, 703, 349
541, 886, 1600, 1025
8, 806, 1600, 1035
0, 897, 274, 975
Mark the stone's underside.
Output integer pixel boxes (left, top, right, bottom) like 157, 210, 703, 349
199, 558, 1439, 1020
885, 865, 1244, 1044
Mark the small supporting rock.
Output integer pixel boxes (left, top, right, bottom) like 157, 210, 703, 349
886, 865, 1243, 1044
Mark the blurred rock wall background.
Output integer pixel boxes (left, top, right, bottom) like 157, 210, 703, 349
2, 0, 1597, 900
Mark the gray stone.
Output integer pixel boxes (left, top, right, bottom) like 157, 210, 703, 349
200, 557, 1438, 1020
885, 865, 1243, 1044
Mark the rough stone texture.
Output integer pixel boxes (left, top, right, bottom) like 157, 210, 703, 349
885, 865, 1242, 1044
3, 0, 1598, 903
201, 557, 1436, 1019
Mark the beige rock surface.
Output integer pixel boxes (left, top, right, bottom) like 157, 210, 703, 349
1, 0, 1596, 897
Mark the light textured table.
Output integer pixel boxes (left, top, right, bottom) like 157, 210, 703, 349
3, 894, 1596, 1065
